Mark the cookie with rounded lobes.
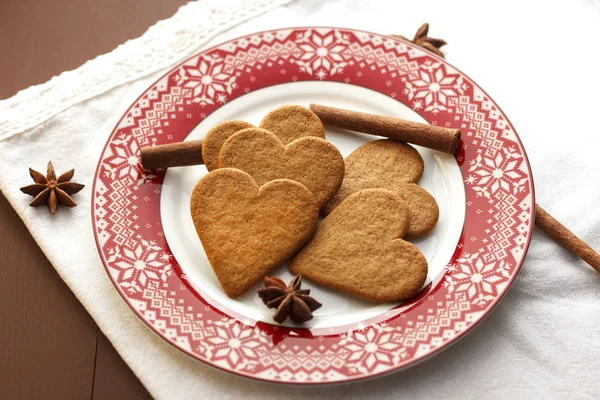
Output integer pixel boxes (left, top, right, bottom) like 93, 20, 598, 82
324, 139, 423, 214
323, 139, 438, 238
290, 189, 428, 303
259, 105, 325, 144
218, 128, 344, 210
202, 120, 255, 171
190, 168, 319, 298
397, 183, 439, 239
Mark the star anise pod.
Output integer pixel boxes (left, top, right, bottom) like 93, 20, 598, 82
392, 23, 447, 58
258, 275, 322, 324
20, 161, 85, 214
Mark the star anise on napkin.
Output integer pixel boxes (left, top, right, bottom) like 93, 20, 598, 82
20, 161, 85, 214
258, 275, 322, 324
393, 23, 447, 58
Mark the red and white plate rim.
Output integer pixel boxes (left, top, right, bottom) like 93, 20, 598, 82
92, 27, 535, 384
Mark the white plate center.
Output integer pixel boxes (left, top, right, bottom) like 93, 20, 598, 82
160, 81, 465, 329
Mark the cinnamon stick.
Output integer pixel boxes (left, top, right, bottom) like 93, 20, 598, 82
535, 204, 600, 274
309, 104, 461, 154
140, 140, 203, 169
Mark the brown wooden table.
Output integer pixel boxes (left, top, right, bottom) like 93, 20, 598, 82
0, 1, 189, 398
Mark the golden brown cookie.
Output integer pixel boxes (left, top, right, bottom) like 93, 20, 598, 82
202, 120, 255, 171
397, 183, 439, 239
259, 105, 325, 143
190, 168, 319, 298
218, 128, 344, 210
290, 189, 428, 303
324, 139, 438, 238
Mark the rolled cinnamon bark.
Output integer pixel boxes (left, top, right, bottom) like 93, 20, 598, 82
309, 104, 461, 154
140, 140, 203, 169
535, 204, 600, 274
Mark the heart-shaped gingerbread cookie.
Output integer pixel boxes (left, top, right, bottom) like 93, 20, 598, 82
290, 189, 428, 303
202, 120, 255, 172
394, 183, 439, 239
202, 105, 325, 172
259, 105, 325, 143
324, 139, 439, 238
218, 128, 344, 210
191, 168, 319, 298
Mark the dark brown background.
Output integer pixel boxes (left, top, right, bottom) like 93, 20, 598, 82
0, 1, 189, 398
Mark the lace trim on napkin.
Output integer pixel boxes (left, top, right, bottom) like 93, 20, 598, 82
0, 0, 293, 141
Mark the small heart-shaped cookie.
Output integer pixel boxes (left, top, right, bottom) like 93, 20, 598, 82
290, 189, 428, 303
218, 128, 344, 210
202, 120, 255, 171
191, 168, 319, 298
202, 106, 325, 172
395, 183, 439, 239
259, 105, 325, 143
324, 139, 439, 238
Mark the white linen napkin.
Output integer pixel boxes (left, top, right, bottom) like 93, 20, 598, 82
1, 0, 600, 398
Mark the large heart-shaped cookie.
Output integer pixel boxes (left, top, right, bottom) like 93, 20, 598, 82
191, 168, 319, 298
324, 139, 439, 238
218, 128, 344, 210
290, 189, 428, 303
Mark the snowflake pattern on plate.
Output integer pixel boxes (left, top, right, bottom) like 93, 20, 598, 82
445, 253, 511, 306
295, 29, 350, 79
467, 147, 527, 199
92, 28, 534, 384
201, 318, 271, 371
338, 324, 407, 374
404, 61, 467, 113
106, 239, 172, 294
174, 54, 238, 106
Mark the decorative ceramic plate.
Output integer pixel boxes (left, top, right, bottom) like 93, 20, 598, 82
92, 27, 534, 384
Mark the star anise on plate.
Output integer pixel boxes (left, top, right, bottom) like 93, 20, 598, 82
257, 275, 322, 324
20, 161, 85, 214
393, 23, 447, 58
